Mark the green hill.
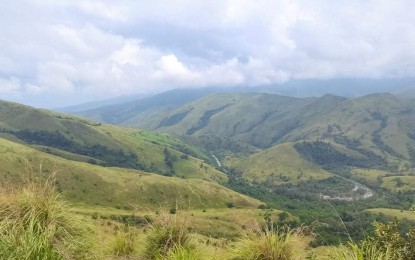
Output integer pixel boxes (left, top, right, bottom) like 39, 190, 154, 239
0, 137, 259, 210
228, 142, 331, 185
128, 93, 415, 170
0, 99, 226, 182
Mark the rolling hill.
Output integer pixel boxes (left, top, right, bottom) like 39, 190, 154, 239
0, 99, 226, 182
90, 92, 415, 195
0, 137, 259, 210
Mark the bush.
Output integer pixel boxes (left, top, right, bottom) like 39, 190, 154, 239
226, 202, 235, 208
0, 180, 96, 259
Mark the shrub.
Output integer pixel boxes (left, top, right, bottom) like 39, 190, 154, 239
226, 202, 235, 208
0, 180, 96, 259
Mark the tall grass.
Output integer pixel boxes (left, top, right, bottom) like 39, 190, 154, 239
145, 212, 200, 260
0, 172, 96, 259
231, 223, 310, 260
110, 228, 136, 257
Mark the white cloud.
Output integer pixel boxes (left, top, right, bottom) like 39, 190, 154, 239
0, 0, 415, 107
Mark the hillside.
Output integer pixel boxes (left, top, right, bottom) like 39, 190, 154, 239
228, 142, 331, 185
132, 93, 345, 147
0, 137, 259, 210
0, 99, 226, 182
128, 93, 415, 168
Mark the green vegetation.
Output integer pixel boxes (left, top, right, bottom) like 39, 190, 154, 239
231, 225, 310, 260
110, 228, 136, 256
328, 221, 415, 260
2, 92, 415, 258
230, 142, 331, 185
145, 213, 196, 259
0, 179, 95, 259
0, 99, 225, 182
0, 138, 259, 210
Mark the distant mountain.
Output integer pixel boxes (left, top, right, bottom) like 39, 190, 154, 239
131, 92, 415, 177
138, 93, 346, 148
69, 78, 415, 127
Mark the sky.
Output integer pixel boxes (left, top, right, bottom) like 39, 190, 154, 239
0, 0, 415, 108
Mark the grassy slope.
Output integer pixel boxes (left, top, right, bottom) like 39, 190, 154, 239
285, 94, 415, 162
150, 93, 345, 148
94, 125, 227, 183
73, 205, 288, 240
351, 169, 415, 191
0, 100, 118, 147
132, 93, 415, 186
0, 138, 259, 210
0, 99, 226, 183
228, 142, 331, 185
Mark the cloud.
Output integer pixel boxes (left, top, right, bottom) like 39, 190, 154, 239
0, 0, 414, 107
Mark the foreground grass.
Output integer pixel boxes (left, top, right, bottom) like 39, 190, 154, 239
231, 224, 311, 260
0, 180, 96, 259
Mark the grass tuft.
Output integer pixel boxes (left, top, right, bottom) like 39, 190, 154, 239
110, 228, 136, 257
326, 241, 392, 260
145, 212, 197, 259
231, 223, 310, 260
0, 174, 96, 259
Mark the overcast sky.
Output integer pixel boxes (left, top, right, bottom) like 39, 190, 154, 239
0, 0, 414, 107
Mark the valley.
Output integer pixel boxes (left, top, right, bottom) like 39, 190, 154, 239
1, 91, 415, 258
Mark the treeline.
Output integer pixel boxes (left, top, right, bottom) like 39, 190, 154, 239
294, 141, 385, 169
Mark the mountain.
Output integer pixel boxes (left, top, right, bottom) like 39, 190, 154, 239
136, 93, 346, 148
69, 78, 415, 128
133, 92, 415, 161
113, 92, 415, 195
